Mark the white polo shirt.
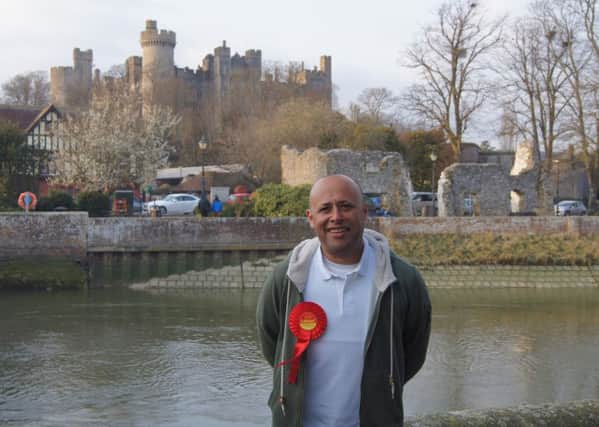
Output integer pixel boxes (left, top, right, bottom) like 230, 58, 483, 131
302, 238, 376, 427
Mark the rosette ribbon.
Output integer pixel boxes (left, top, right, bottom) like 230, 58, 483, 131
277, 302, 327, 384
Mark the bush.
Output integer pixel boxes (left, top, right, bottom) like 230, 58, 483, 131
220, 199, 255, 218
252, 184, 310, 217
36, 191, 76, 211
77, 191, 111, 217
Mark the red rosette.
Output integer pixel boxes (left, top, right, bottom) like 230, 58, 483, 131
277, 302, 327, 384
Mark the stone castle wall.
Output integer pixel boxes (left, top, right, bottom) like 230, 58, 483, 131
50, 20, 331, 111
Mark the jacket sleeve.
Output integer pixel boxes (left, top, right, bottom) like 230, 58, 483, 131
402, 267, 432, 383
256, 267, 283, 367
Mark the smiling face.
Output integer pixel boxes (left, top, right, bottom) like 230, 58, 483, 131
306, 175, 368, 264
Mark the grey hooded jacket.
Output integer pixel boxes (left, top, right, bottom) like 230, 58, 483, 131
256, 229, 431, 427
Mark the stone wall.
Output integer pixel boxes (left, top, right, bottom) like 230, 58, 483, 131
0, 212, 88, 261
126, 263, 599, 290
3, 213, 599, 289
405, 399, 599, 426
3, 214, 599, 263
281, 146, 414, 216
438, 141, 555, 216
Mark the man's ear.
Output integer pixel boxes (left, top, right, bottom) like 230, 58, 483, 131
306, 209, 315, 229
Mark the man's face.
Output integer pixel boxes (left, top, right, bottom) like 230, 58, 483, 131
306, 176, 368, 264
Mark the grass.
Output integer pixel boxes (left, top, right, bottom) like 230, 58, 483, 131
0, 260, 87, 290
391, 233, 599, 267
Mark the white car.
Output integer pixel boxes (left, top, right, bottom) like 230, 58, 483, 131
554, 200, 587, 216
144, 193, 200, 216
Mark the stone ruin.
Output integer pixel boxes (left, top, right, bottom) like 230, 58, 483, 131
438, 141, 554, 216
281, 141, 554, 217
281, 145, 414, 216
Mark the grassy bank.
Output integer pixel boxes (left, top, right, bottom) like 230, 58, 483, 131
391, 233, 599, 267
0, 260, 87, 290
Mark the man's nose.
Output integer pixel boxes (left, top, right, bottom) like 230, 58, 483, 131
330, 206, 343, 221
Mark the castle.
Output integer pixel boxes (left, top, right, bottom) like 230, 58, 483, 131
50, 20, 332, 113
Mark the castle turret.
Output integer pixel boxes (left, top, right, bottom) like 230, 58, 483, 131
320, 55, 332, 83
126, 56, 142, 87
140, 19, 176, 104
244, 49, 262, 81
214, 40, 231, 101
320, 55, 332, 106
50, 48, 93, 111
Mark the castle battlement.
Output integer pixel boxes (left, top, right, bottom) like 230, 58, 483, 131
140, 20, 176, 47
73, 48, 93, 62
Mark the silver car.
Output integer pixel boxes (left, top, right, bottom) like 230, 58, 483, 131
554, 200, 587, 216
144, 193, 200, 216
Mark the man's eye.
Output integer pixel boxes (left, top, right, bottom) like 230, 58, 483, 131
319, 206, 331, 213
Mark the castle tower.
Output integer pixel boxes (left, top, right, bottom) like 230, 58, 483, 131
50, 48, 93, 111
320, 55, 332, 83
214, 40, 231, 101
244, 49, 262, 81
73, 48, 93, 90
126, 56, 142, 87
140, 19, 176, 104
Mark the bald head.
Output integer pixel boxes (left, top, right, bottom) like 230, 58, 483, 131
309, 175, 363, 211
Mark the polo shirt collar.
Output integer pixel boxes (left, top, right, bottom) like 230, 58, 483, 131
315, 237, 370, 280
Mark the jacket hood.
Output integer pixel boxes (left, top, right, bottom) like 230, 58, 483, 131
286, 228, 397, 293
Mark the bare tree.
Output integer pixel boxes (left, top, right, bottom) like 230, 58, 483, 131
1, 71, 50, 106
356, 87, 399, 125
553, 0, 599, 207
498, 4, 573, 167
402, 0, 504, 159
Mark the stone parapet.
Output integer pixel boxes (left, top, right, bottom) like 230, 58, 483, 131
404, 399, 599, 426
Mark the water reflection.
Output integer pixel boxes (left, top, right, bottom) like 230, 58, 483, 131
1, 287, 599, 426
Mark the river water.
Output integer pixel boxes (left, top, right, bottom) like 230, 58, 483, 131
1, 286, 599, 426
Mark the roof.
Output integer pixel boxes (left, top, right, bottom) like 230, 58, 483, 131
0, 104, 43, 130
156, 164, 248, 180
0, 104, 60, 132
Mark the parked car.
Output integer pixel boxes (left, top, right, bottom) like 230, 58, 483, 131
144, 193, 200, 216
554, 200, 587, 216
412, 192, 437, 216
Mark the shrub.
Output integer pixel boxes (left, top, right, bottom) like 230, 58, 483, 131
252, 184, 310, 217
36, 191, 76, 211
220, 199, 255, 218
77, 191, 111, 217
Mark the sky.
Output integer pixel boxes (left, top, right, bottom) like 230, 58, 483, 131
1, 0, 530, 140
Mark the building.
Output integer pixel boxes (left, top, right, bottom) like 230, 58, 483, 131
51, 20, 332, 114
0, 104, 61, 195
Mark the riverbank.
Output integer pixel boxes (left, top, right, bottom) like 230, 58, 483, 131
2, 213, 599, 289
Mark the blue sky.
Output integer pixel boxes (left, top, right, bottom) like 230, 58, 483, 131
2, 0, 529, 138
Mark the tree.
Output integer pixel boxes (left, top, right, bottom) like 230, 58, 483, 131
1, 71, 50, 106
243, 99, 349, 183
397, 128, 448, 191
498, 6, 571, 168
53, 80, 180, 192
402, 1, 504, 160
0, 120, 39, 204
355, 87, 399, 125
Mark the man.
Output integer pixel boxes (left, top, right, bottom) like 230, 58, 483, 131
256, 175, 431, 427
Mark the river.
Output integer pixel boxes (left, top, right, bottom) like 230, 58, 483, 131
1, 286, 599, 426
